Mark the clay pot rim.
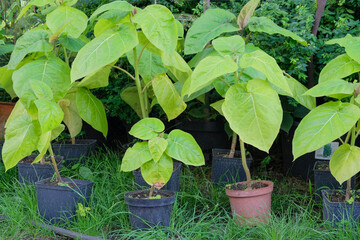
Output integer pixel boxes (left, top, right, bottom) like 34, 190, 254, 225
0, 101, 16, 106
225, 180, 274, 198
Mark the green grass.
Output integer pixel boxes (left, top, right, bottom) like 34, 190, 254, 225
0, 148, 359, 240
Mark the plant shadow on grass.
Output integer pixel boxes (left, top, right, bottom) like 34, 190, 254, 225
1, 148, 360, 239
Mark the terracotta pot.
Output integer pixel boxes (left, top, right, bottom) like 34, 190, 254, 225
225, 180, 274, 225
0, 102, 15, 140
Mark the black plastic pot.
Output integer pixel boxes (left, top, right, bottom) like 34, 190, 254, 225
133, 162, 182, 192
211, 148, 253, 185
314, 161, 355, 202
35, 177, 93, 223
322, 189, 360, 224
17, 155, 63, 184
52, 139, 97, 166
124, 190, 175, 229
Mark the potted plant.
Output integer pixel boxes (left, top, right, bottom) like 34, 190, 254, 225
2, 0, 109, 222
72, 1, 197, 191
181, 0, 314, 224
293, 34, 360, 223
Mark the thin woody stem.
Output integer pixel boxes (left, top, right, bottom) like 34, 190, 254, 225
149, 184, 155, 199
228, 132, 237, 158
48, 145, 63, 183
239, 138, 251, 189
111, 65, 136, 81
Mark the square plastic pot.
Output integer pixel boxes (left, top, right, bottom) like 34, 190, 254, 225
17, 155, 63, 184
211, 148, 253, 185
35, 177, 93, 223
52, 139, 97, 166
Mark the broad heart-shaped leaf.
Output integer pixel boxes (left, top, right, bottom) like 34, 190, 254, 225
77, 65, 111, 89
240, 49, 292, 96
12, 56, 71, 109
330, 144, 360, 185
0, 66, 16, 98
166, 129, 204, 166
184, 9, 239, 55
222, 79, 282, 152
293, 101, 360, 160
319, 54, 360, 83
46, 6, 88, 38
304, 79, 355, 99
237, 0, 260, 29
326, 34, 360, 64
152, 73, 186, 121
33, 131, 51, 163
133, 5, 177, 53
5, 101, 27, 129
120, 86, 143, 118
58, 91, 82, 138
59, 35, 86, 52
8, 30, 52, 69
183, 55, 238, 97
161, 51, 192, 83
210, 99, 224, 116
148, 137, 168, 162
76, 87, 108, 137
2, 113, 40, 171
34, 99, 64, 133
127, 44, 167, 83
141, 154, 173, 188
94, 19, 117, 37
129, 118, 164, 140
51, 124, 65, 141
212, 35, 245, 57
30, 80, 53, 100
121, 142, 152, 172
89, 1, 134, 23
71, 23, 138, 81
248, 17, 307, 46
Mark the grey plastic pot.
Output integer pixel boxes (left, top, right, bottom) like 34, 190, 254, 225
52, 139, 97, 166
124, 190, 175, 229
17, 155, 63, 184
35, 177, 93, 223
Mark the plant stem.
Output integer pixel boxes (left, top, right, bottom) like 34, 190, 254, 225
40, 155, 45, 165
239, 138, 251, 189
228, 132, 237, 158
149, 184, 155, 199
345, 179, 351, 202
48, 145, 63, 183
217, 77, 231, 87
71, 137, 76, 145
63, 47, 69, 66
133, 48, 147, 119
237, 68, 244, 82
111, 65, 136, 81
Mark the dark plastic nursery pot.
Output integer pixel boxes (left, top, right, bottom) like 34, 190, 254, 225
35, 177, 93, 223
124, 190, 176, 229
322, 189, 360, 224
314, 161, 355, 202
52, 139, 97, 166
133, 162, 182, 192
17, 155, 63, 184
211, 148, 253, 185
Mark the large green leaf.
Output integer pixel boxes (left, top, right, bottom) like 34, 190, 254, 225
319, 54, 360, 83
2, 113, 40, 170
121, 142, 152, 172
133, 5, 177, 53
30, 80, 53, 100
12, 56, 71, 108
71, 23, 138, 81
129, 118, 164, 140
89, 1, 134, 23
46, 6, 88, 38
59, 35, 86, 52
184, 9, 239, 55
120, 86, 143, 118
183, 55, 238, 96
166, 129, 204, 166
34, 131, 51, 163
293, 101, 360, 160
34, 99, 63, 133
248, 17, 307, 46
58, 92, 82, 138
222, 79, 282, 152
8, 30, 52, 69
212, 35, 245, 57
237, 0, 260, 29
94, 19, 117, 37
76, 87, 108, 137
210, 99, 224, 116
161, 51, 192, 83
77, 65, 111, 89
0, 66, 16, 98
330, 144, 360, 185
4, 101, 27, 128
240, 49, 292, 95
326, 34, 360, 64
148, 137, 168, 162
152, 73, 186, 121
141, 154, 173, 187
51, 124, 65, 141
304, 79, 355, 99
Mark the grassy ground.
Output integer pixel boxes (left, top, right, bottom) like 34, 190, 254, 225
0, 147, 359, 240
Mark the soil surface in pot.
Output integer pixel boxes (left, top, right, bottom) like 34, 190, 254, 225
227, 182, 268, 191
329, 190, 360, 203
20, 156, 61, 164
315, 163, 329, 171
128, 190, 173, 199
214, 152, 250, 158
41, 179, 77, 188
